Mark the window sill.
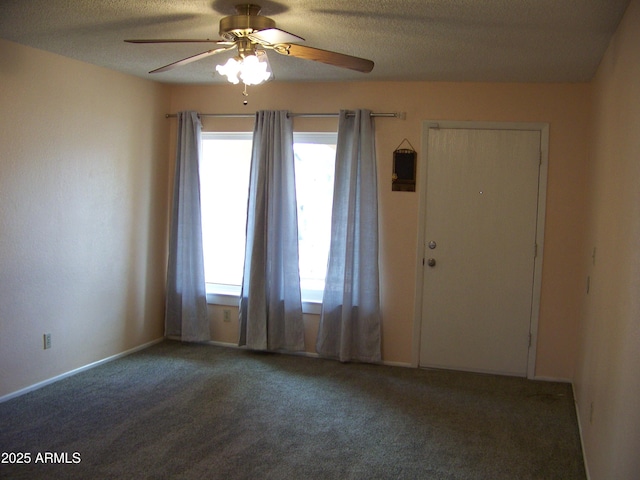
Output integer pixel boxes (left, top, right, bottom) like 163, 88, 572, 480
206, 284, 322, 315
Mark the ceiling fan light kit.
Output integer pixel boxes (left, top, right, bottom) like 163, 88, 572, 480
216, 48, 272, 86
125, 3, 374, 93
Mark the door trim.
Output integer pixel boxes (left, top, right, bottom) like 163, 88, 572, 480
411, 121, 549, 379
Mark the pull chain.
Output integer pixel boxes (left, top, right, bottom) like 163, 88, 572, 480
242, 84, 249, 105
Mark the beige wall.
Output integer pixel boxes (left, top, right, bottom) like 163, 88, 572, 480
0, 40, 171, 398
171, 79, 591, 379
575, 0, 640, 478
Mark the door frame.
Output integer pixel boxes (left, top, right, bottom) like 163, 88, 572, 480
411, 121, 549, 379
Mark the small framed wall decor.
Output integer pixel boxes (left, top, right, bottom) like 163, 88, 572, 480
392, 138, 417, 192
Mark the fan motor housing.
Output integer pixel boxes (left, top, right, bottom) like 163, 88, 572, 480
219, 4, 275, 40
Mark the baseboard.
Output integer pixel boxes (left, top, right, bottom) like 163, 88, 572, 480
0, 338, 164, 404
532, 375, 573, 383
207, 340, 242, 349
382, 360, 413, 368
572, 383, 591, 480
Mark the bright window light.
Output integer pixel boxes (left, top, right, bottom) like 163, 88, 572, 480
200, 132, 336, 304
200, 133, 252, 288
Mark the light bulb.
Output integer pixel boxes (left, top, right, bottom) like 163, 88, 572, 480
240, 52, 272, 85
215, 57, 241, 84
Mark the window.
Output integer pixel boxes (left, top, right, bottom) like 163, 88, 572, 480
200, 132, 336, 309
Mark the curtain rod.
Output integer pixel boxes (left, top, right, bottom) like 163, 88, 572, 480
165, 112, 405, 119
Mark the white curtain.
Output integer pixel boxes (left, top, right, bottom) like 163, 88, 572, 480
316, 109, 381, 362
164, 111, 210, 342
239, 110, 305, 352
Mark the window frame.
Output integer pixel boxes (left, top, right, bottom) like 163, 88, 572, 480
202, 130, 337, 315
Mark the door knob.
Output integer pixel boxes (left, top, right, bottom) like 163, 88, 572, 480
427, 258, 436, 267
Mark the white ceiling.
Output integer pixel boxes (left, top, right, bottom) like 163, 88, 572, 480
0, 0, 631, 84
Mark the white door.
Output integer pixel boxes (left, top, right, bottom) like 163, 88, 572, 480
419, 125, 543, 376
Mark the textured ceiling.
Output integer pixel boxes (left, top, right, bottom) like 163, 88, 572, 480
0, 0, 631, 84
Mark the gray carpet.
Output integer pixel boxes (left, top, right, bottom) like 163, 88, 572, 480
0, 340, 585, 479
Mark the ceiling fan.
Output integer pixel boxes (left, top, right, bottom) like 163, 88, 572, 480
125, 3, 374, 85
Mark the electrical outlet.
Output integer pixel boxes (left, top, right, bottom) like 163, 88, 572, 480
223, 309, 231, 323
43, 333, 51, 350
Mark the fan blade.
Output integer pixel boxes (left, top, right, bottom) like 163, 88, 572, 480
125, 39, 234, 45
149, 46, 234, 74
275, 44, 373, 73
248, 28, 304, 45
